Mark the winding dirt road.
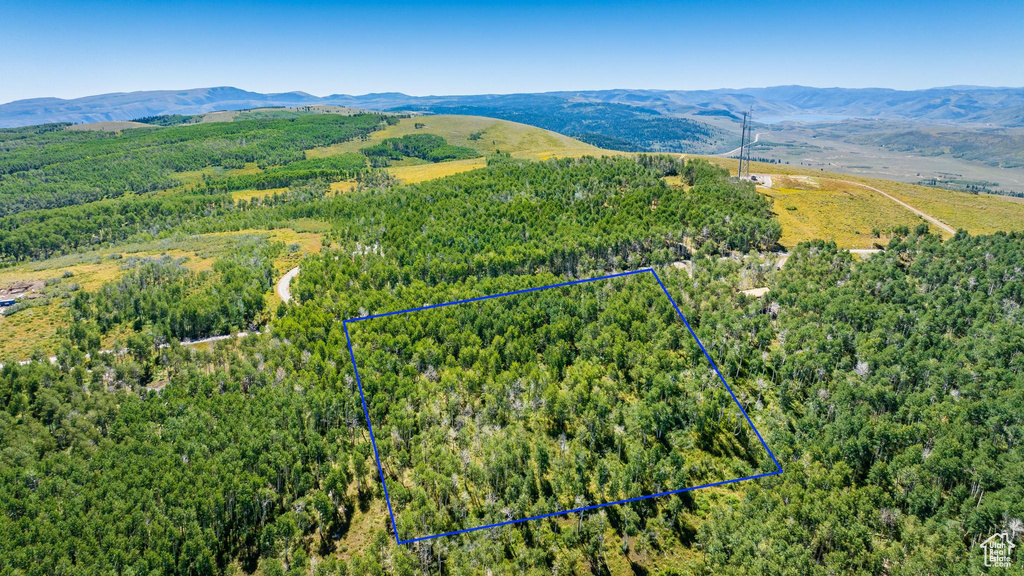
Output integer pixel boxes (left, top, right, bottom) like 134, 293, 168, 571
277, 266, 300, 303
759, 174, 956, 236
844, 181, 956, 235
720, 132, 761, 157
4, 266, 302, 368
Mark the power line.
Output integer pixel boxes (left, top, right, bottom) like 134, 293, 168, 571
737, 111, 750, 179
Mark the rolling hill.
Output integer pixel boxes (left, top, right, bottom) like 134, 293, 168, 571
0, 87, 321, 127
7, 86, 1024, 193
6, 85, 1023, 128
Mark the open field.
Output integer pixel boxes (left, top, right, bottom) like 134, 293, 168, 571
761, 175, 939, 248
699, 156, 1024, 245
301, 115, 622, 186
197, 110, 240, 123
328, 181, 357, 194
230, 186, 288, 201
326, 114, 623, 184
171, 115, 614, 194
66, 120, 153, 131
307, 114, 621, 184
385, 157, 489, 184
308, 114, 611, 160
852, 176, 1024, 235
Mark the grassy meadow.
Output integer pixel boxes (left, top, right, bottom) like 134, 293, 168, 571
858, 177, 1024, 234
700, 156, 1024, 248
204, 115, 614, 195
762, 175, 941, 248
307, 114, 620, 184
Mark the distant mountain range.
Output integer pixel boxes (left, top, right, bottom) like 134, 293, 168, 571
0, 87, 322, 128
2, 85, 1023, 129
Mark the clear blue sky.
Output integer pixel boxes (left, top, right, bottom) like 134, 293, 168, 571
2, 0, 1022, 103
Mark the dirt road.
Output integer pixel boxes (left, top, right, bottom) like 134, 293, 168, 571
277, 266, 300, 303
759, 174, 957, 236
720, 132, 761, 157
845, 181, 956, 235
4, 266, 303, 366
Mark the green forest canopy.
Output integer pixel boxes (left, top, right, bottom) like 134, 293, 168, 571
0, 114, 389, 215
360, 134, 479, 166
0, 117, 1021, 576
347, 271, 774, 542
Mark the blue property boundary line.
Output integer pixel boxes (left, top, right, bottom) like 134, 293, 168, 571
342, 268, 783, 545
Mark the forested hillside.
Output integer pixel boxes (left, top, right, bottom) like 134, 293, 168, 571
347, 271, 775, 544
698, 231, 1024, 574
69, 238, 279, 345
0, 116, 1022, 575
360, 134, 479, 166
0, 114, 388, 216
396, 100, 725, 153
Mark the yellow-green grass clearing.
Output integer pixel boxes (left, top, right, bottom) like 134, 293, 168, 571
329, 181, 357, 194
307, 114, 617, 161
230, 187, 288, 202
853, 177, 1024, 235
306, 115, 621, 186
387, 157, 489, 184
763, 175, 940, 249
65, 121, 153, 132
167, 115, 615, 194
0, 301, 65, 361
334, 499, 389, 563
662, 174, 687, 188
698, 156, 1024, 238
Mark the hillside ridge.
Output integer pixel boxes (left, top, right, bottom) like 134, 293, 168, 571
4, 84, 1024, 128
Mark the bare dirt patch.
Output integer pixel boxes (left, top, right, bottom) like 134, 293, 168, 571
0, 280, 45, 300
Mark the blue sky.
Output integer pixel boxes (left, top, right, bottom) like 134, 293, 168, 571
1, 0, 1022, 103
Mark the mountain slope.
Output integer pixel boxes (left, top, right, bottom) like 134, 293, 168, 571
0, 87, 321, 127
6, 85, 1023, 129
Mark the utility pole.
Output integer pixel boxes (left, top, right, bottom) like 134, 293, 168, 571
737, 112, 749, 179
